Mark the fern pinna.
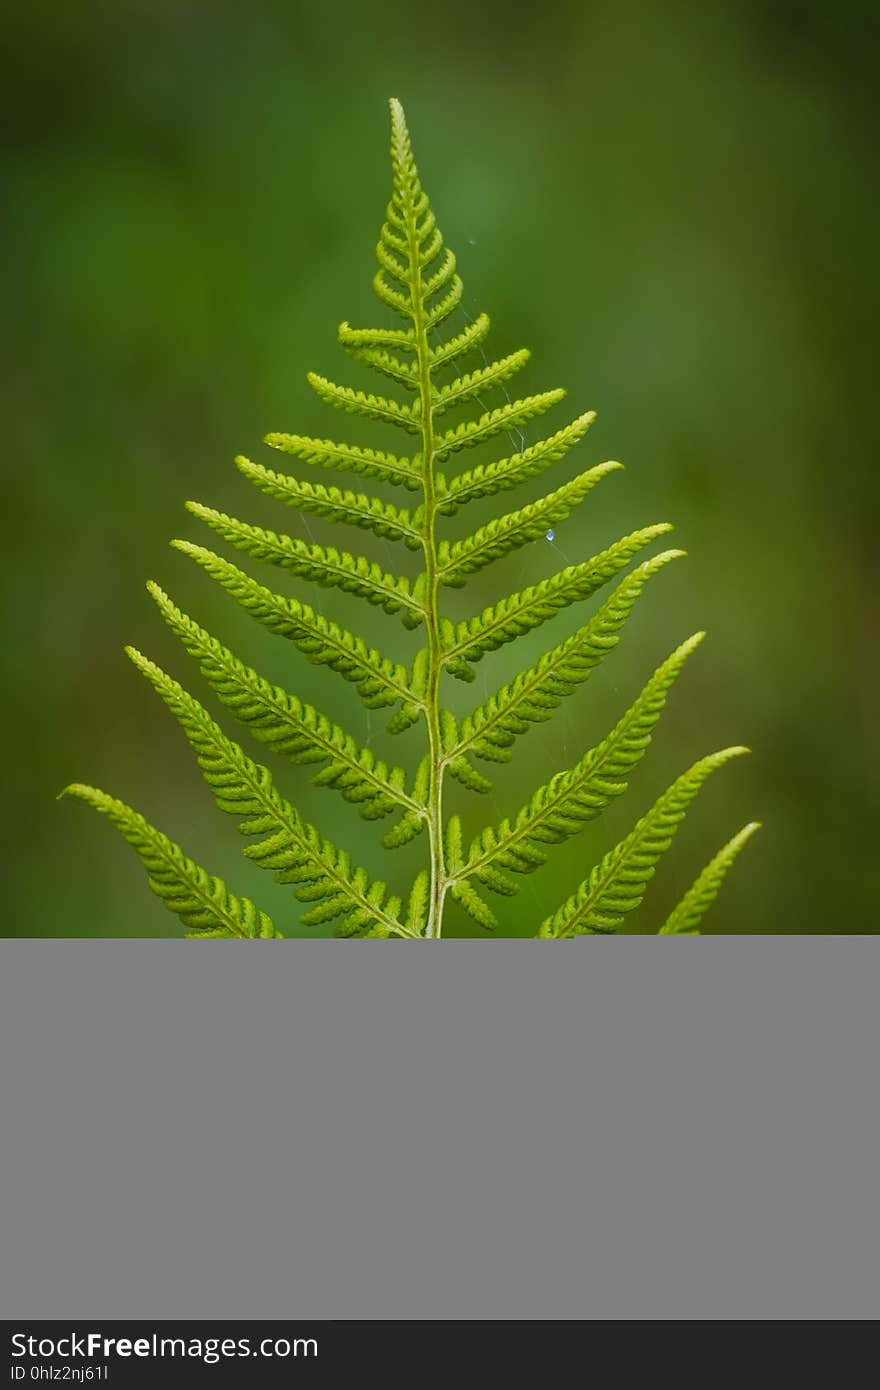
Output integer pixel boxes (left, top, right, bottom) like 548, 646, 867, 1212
63, 99, 758, 939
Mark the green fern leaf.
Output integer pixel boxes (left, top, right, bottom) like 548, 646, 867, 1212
126, 649, 412, 937
184, 502, 420, 623
537, 748, 749, 937
450, 879, 498, 931
148, 583, 422, 826
337, 321, 417, 357
438, 461, 622, 585
659, 822, 761, 935
433, 349, 531, 414
442, 523, 672, 678
306, 372, 419, 432
452, 548, 684, 765
462, 633, 705, 891
339, 344, 419, 389
65, 97, 754, 939
426, 313, 492, 369
441, 413, 598, 511
235, 456, 422, 546
61, 785, 279, 939
261, 431, 421, 491
405, 869, 431, 935
172, 541, 415, 712
434, 390, 566, 460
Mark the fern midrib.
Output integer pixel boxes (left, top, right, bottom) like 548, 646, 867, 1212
403, 163, 447, 939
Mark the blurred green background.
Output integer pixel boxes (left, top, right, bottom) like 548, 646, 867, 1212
4, 0, 876, 936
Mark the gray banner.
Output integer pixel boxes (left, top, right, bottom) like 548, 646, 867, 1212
1, 940, 877, 1321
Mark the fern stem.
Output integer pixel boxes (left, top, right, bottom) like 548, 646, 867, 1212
397, 110, 447, 938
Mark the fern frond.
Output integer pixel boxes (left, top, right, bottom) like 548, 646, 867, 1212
306, 372, 419, 432
438, 461, 622, 585
148, 583, 423, 826
451, 549, 684, 765
537, 748, 749, 937
172, 542, 415, 712
432, 350, 531, 415
61, 785, 279, 939
462, 633, 705, 891
442, 523, 672, 675
659, 822, 761, 935
434, 390, 566, 460
126, 650, 413, 937
68, 98, 754, 940
185, 502, 421, 623
262, 431, 421, 491
236, 456, 421, 546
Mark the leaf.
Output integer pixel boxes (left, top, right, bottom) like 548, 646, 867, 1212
148, 583, 423, 825
537, 748, 750, 937
61, 785, 278, 939
433, 349, 531, 415
442, 523, 673, 674
236, 456, 422, 546
126, 649, 413, 937
337, 320, 418, 357
438, 461, 622, 585
427, 313, 491, 369
172, 541, 415, 712
659, 822, 761, 935
450, 879, 497, 931
463, 633, 705, 892
262, 430, 421, 491
405, 869, 431, 935
434, 390, 567, 460
306, 372, 419, 432
442, 412, 596, 510
185, 501, 421, 622
453, 549, 684, 764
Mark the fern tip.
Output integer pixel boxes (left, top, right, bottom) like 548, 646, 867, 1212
145, 580, 175, 616
123, 645, 154, 675
645, 547, 687, 571
58, 782, 95, 804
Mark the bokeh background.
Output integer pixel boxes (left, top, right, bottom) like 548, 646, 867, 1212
4, 0, 877, 936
